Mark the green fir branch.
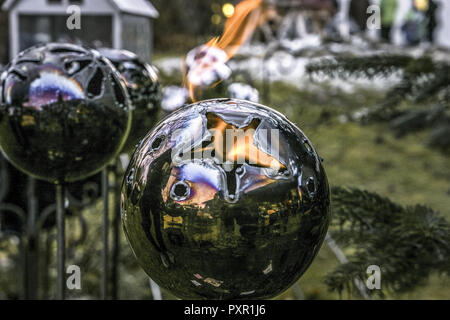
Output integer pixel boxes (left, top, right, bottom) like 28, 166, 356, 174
307, 54, 450, 152
327, 187, 450, 298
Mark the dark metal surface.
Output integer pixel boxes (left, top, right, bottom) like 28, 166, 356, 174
0, 149, 119, 299
25, 177, 38, 299
0, 43, 131, 183
102, 168, 109, 300
122, 99, 331, 300
0, 155, 102, 234
111, 162, 124, 300
55, 184, 65, 300
98, 48, 161, 153
0, 44, 162, 300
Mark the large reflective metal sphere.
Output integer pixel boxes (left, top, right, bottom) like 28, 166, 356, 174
122, 99, 330, 300
0, 43, 131, 183
98, 48, 161, 152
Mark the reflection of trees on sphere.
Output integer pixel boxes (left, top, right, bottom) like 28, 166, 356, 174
0, 43, 131, 183
99, 48, 161, 153
122, 99, 330, 300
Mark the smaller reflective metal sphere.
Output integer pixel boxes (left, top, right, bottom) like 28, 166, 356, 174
0, 43, 131, 183
98, 48, 161, 152
122, 99, 331, 300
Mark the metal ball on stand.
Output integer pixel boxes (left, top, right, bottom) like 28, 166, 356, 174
122, 98, 331, 300
0, 43, 132, 299
99, 47, 162, 299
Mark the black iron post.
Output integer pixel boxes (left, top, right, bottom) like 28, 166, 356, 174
101, 169, 109, 299
55, 184, 66, 300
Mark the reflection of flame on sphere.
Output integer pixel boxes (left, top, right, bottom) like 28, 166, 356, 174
122, 99, 330, 300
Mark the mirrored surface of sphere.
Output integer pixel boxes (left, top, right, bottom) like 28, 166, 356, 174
98, 48, 161, 152
0, 43, 131, 183
122, 99, 330, 300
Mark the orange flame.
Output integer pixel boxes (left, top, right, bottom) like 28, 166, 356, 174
195, 113, 285, 171
209, 0, 264, 58
162, 113, 285, 208
186, 0, 268, 102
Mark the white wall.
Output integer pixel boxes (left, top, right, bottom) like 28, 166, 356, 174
9, 0, 117, 58
392, 0, 413, 45
337, 0, 351, 40
435, 0, 450, 48
14, 0, 115, 14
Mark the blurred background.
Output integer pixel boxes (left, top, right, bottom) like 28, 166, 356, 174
0, 0, 449, 300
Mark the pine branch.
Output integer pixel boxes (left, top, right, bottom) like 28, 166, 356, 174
306, 55, 414, 80
327, 187, 450, 297
390, 104, 447, 137
306, 55, 449, 105
307, 55, 450, 152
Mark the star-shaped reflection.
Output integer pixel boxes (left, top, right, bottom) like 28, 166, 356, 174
162, 113, 288, 207
192, 113, 285, 171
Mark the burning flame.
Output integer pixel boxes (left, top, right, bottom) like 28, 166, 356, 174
162, 114, 285, 207
186, 0, 268, 101
196, 113, 285, 171
208, 0, 264, 59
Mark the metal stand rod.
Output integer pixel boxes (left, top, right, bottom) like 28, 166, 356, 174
26, 177, 38, 299
20, 238, 27, 300
292, 282, 305, 300
111, 169, 121, 300
101, 169, 109, 300
56, 184, 66, 300
149, 278, 162, 300
325, 233, 370, 300
43, 232, 53, 300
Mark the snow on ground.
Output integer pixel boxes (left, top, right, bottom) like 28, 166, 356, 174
156, 57, 184, 78
154, 37, 449, 94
